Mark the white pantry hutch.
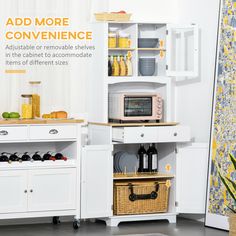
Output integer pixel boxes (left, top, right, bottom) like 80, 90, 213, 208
0, 22, 208, 229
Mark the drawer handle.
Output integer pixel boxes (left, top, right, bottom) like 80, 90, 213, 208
0, 130, 8, 136
174, 132, 178, 137
140, 133, 144, 138
24, 190, 27, 193
49, 129, 59, 135
30, 189, 33, 193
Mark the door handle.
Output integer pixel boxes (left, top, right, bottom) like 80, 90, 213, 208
0, 130, 8, 136
49, 129, 59, 135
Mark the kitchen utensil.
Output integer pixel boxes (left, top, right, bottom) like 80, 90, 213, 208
139, 58, 156, 76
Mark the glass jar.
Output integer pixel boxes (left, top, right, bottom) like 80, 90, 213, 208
21, 94, 32, 119
118, 32, 130, 48
29, 81, 41, 118
108, 32, 117, 48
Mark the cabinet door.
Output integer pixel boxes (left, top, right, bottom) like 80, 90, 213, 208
166, 24, 199, 78
176, 143, 208, 214
28, 168, 76, 212
0, 170, 27, 213
81, 145, 113, 219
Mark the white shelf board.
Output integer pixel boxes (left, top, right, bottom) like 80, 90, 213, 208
0, 160, 77, 170
107, 76, 170, 85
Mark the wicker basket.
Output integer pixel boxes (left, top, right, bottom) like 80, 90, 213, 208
113, 179, 170, 215
94, 13, 132, 22
229, 214, 236, 236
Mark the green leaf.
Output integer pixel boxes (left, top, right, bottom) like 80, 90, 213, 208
219, 172, 236, 202
229, 153, 236, 170
225, 177, 236, 192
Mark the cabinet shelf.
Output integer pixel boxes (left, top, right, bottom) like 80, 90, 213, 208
107, 76, 170, 85
0, 160, 77, 170
138, 48, 166, 51
113, 172, 174, 180
108, 48, 136, 51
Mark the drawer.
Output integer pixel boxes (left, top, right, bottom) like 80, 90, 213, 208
112, 126, 191, 144
0, 126, 28, 141
29, 125, 77, 140
157, 126, 191, 143
112, 127, 158, 143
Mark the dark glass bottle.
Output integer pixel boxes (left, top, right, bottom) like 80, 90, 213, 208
147, 143, 158, 172
108, 56, 112, 76
138, 144, 148, 172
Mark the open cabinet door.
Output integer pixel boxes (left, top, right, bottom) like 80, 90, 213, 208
176, 143, 208, 214
166, 24, 199, 79
81, 145, 113, 219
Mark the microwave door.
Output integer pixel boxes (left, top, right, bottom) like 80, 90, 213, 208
124, 97, 153, 117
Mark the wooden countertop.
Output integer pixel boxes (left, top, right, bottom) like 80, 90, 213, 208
89, 122, 179, 127
0, 119, 84, 125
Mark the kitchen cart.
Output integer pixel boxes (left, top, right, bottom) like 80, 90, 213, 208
0, 119, 83, 229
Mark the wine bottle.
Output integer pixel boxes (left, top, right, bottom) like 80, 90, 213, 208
138, 144, 148, 172
108, 56, 112, 76
147, 144, 158, 172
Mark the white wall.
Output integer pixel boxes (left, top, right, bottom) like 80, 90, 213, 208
175, 0, 220, 142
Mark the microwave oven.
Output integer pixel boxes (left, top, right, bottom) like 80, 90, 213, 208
108, 92, 162, 122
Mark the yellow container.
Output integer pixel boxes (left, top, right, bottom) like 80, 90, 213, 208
108, 33, 117, 48
29, 81, 41, 118
118, 37, 130, 48
21, 94, 33, 119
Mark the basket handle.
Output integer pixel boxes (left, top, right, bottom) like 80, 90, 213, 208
128, 182, 160, 202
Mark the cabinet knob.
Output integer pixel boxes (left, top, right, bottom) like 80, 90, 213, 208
140, 133, 144, 138
24, 190, 27, 193
30, 189, 33, 193
49, 129, 59, 135
0, 130, 8, 136
174, 132, 178, 137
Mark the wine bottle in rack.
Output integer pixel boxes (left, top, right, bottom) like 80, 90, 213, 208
138, 144, 148, 173
147, 143, 158, 172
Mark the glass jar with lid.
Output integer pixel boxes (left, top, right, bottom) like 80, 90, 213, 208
29, 81, 41, 118
108, 27, 118, 48
118, 31, 131, 48
21, 94, 32, 119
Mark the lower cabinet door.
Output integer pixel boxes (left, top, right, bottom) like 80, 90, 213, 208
0, 170, 28, 213
81, 145, 113, 219
28, 168, 76, 212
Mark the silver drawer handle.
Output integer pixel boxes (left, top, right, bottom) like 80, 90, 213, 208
140, 133, 144, 138
174, 132, 178, 137
49, 129, 59, 135
0, 130, 8, 136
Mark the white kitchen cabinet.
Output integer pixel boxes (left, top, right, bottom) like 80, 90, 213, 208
0, 126, 28, 141
166, 24, 199, 78
176, 143, 209, 214
28, 169, 76, 212
81, 145, 113, 219
0, 122, 82, 229
0, 170, 28, 213
112, 126, 190, 143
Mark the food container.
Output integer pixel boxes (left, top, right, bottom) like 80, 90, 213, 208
118, 32, 131, 48
108, 32, 117, 48
138, 38, 159, 48
29, 81, 41, 118
21, 94, 33, 119
113, 179, 170, 215
139, 58, 156, 76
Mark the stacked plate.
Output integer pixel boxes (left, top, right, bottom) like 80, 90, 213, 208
114, 151, 139, 173
139, 58, 156, 76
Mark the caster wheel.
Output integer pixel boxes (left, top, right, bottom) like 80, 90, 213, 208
73, 220, 80, 230
52, 216, 60, 225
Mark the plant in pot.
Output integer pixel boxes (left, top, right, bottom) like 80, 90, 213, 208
216, 153, 236, 235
